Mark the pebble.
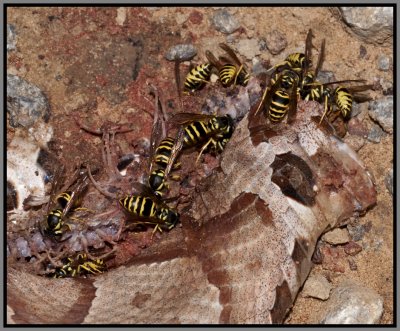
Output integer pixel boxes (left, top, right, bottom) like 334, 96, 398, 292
251, 57, 269, 77
7, 74, 50, 128
320, 280, 384, 324
367, 123, 385, 143
211, 9, 240, 34
343, 135, 365, 152
316, 70, 335, 83
320, 245, 346, 273
359, 45, 367, 59
264, 29, 287, 55
165, 44, 197, 61
377, 54, 391, 71
347, 257, 358, 271
349, 101, 368, 118
347, 221, 372, 241
385, 169, 393, 195
7, 24, 17, 51
339, 7, 393, 44
302, 274, 332, 300
368, 96, 393, 133
343, 241, 363, 256
322, 228, 350, 245
235, 38, 261, 60
347, 116, 368, 137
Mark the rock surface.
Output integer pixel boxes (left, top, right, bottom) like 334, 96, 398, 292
368, 97, 393, 133
302, 274, 332, 300
7, 74, 50, 128
320, 280, 384, 324
339, 7, 393, 44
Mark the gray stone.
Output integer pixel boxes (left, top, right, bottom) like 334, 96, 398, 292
320, 280, 383, 324
367, 123, 385, 143
235, 39, 261, 60
377, 55, 391, 71
339, 7, 393, 44
316, 71, 335, 83
302, 274, 332, 300
347, 221, 372, 242
349, 102, 368, 118
368, 96, 393, 133
322, 228, 351, 245
165, 44, 197, 61
7, 74, 50, 128
265, 30, 287, 55
7, 24, 17, 51
211, 9, 240, 34
385, 169, 393, 195
251, 57, 269, 77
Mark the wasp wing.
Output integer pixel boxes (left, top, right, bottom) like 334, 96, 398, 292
164, 126, 185, 179
60, 168, 90, 217
219, 43, 243, 67
314, 39, 325, 79
287, 77, 299, 124
206, 50, 223, 70
147, 87, 166, 175
304, 29, 313, 76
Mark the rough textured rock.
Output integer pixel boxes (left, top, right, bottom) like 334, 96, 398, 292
7, 24, 17, 51
368, 96, 393, 133
367, 123, 385, 143
322, 228, 351, 245
265, 30, 288, 55
165, 44, 197, 61
338, 7, 393, 45
211, 9, 240, 34
235, 38, 262, 60
302, 274, 332, 300
384, 169, 393, 195
7, 74, 50, 128
320, 280, 384, 324
377, 54, 391, 71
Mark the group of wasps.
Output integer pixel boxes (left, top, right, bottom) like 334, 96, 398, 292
37, 29, 370, 278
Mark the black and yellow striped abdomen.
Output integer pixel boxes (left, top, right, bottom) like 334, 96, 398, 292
268, 89, 290, 122
183, 120, 211, 148
334, 86, 353, 118
219, 64, 237, 87
153, 137, 175, 168
184, 64, 212, 92
119, 196, 157, 218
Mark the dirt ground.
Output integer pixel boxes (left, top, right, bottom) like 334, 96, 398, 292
6, 7, 393, 324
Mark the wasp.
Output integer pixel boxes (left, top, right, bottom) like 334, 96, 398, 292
119, 186, 180, 235
255, 68, 300, 124
255, 30, 315, 123
146, 87, 181, 198
183, 63, 213, 94
29, 165, 91, 241
315, 81, 373, 124
206, 43, 250, 88
48, 253, 106, 278
270, 29, 314, 76
148, 137, 182, 198
164, 113, 235, 172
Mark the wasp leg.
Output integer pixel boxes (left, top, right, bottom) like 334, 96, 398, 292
254, 87, 269, 117
233, 64, 244, 86
151, 224, 163, 239
87, 165, 118, 199
319, 95, 332, 125
196, 138, 216, 164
